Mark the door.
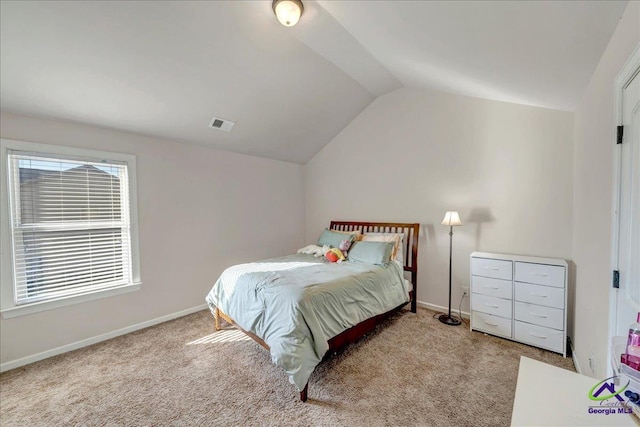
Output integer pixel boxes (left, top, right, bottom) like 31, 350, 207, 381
614, 62, 640, 337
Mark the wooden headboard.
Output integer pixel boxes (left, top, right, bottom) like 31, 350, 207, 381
330, 221, 420, 313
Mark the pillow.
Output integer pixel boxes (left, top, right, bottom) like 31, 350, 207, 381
347, 241, 395, 265
317, 229, 357, 248
332, 229, 362, 238
360, 233, 404, 264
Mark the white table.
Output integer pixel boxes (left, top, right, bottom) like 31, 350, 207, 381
511, 356, 639, 426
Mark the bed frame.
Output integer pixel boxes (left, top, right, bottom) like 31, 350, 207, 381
214, 220, 420, 402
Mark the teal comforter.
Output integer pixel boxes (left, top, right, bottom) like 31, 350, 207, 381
205, 253, 410, 391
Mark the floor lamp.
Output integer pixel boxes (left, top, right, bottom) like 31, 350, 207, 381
439, 211, 462, 326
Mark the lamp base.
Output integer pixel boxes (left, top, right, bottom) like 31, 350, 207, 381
438, 314, 461, 326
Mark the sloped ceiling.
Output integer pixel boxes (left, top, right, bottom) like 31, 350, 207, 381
0, 1, 628, 164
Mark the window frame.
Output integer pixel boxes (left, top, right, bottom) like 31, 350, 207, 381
0, 139, 141, 318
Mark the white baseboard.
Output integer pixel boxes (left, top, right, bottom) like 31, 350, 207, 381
2, 300, 470, 372
571, 340, 582, 374
0, 304, 209, 373
416, 299, 470, 319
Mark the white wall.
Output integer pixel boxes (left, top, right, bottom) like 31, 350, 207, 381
305, 87, 574, 316
0, 112, 305, 367
572, 1, 639, 378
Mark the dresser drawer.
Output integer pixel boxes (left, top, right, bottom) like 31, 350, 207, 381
472, 257, 512, 281
472, 276, 512, 299
515, 282, 564, 309
514, 301, 564, 330
514, 321, 564, 353
515, 262, 565, 288
472, 293, 512, 318
472, 311, 512, 339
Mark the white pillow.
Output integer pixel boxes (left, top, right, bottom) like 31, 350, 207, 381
360, 232, 405, 264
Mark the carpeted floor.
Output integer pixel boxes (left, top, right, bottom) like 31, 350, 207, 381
0, 308, 574, 426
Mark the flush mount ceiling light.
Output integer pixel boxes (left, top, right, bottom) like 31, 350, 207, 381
272, 0, 304, 27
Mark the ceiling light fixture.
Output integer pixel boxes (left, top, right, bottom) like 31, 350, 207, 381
272, 0, 304, 27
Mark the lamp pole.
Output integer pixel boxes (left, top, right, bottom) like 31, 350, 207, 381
448, 225, 453, 318
439, 220, 461, 326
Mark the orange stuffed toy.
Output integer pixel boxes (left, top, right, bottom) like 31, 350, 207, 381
325, 239, 352, 263
325, 248, 344, 263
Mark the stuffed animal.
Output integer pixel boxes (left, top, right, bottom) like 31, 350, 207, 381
338, 239, 351, 257
297, 244, 331, 257
325, 247, 345, 263
325, 239, 352, 263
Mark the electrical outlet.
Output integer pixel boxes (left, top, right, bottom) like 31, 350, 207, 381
461, 286, 469, 296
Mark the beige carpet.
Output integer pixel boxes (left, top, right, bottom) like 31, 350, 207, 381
0, 308, 574, 426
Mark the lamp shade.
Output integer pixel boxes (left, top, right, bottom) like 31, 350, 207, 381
441, 211, 462, 226
273, 0, 304, 27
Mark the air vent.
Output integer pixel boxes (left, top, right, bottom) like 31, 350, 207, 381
209, 116, 235, 132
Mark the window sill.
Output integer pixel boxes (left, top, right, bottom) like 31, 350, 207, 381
0, 282, 142, 319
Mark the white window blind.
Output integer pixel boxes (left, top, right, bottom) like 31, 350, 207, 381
7, 151, 133, 305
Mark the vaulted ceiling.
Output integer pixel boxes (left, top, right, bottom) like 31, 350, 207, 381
0, 1, 629, 164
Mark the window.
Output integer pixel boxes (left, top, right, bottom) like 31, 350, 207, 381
1, 139, 141, 317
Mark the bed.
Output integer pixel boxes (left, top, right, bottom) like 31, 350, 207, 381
205, 221, 420, 401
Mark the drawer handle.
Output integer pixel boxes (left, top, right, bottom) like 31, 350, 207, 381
529, 293, 548, 298
528, 332, 547, 339
483, 321, 499, 327
530, 313, 548, 318
484, 303, 500, 308
531, 272, 549, 277
484, 285, 500, 290
485, 267, 501, 271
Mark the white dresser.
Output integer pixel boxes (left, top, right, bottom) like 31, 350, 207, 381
470, 252, 568, 356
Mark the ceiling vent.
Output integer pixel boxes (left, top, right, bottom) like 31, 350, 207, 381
209, 116, 235, 132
